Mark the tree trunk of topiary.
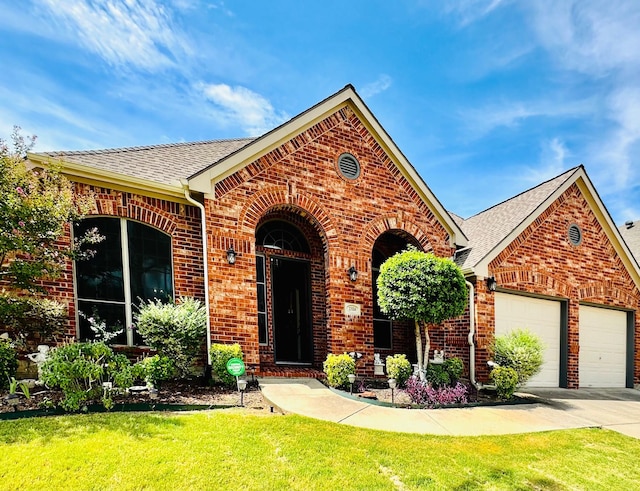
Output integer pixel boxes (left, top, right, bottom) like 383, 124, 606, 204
415, 320, 426, 381
423, 323, 430, 375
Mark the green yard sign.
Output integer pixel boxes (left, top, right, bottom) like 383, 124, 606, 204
226, 358, 246, 376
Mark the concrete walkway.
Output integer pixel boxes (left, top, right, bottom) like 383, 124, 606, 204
259, 378, 640, 438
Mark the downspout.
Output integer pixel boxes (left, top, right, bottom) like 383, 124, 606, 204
466, 279, 482, 389
181, 179, 212, 366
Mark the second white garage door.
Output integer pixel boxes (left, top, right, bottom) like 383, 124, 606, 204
579, 305, 627, 388
494, 293, 561, 388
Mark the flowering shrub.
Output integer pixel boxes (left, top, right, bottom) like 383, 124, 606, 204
323, 353, 355, 388
404, 375, 468, 407
79, 310, 123, 343
385, 354, 412, 387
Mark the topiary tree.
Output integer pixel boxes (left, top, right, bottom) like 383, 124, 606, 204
377, 246, 467, 380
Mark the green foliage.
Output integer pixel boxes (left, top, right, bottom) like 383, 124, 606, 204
0, 338, 17, 389
491, 366, 519, 400
40, 342, 134, 411
0, 294, 67, 342
0, 126, 101, 292
492, 329, 544, 386
376, 246, 468, 324
134, 355, 177, 388
210, 343, 244, 387
385, 354, 412, 387
135, 297, 207, 378
323, 353, 355, 388
425, 357, 464, 388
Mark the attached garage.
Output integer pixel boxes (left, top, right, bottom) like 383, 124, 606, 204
494, 292, 562, 388
579, 305, 628, 388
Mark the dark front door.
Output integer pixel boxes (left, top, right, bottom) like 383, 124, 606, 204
272, 257, 312, 363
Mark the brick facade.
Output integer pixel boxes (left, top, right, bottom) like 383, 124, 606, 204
470, 183, 640, 387
204, 105, 455, 374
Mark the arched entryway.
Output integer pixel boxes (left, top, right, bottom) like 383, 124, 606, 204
372, 230, 421, 353
255, 209, 327, 368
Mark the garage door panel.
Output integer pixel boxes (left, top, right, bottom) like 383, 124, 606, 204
495, 293, 561, 388
579, 306, 627, 388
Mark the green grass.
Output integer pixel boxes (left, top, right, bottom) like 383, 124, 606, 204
0, 411, 639, 490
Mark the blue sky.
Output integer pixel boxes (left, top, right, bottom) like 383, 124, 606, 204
1, 1, 639, 223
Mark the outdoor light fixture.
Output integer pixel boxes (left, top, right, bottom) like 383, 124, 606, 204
486, 276, 497, 292
237, 378, 248, 406
226, 247, 237, 265
348, 266, 358, 282
348, 373, 356, 394
388, 378, 397, 405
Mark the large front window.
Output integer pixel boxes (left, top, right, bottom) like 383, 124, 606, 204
74, 217, 174, 345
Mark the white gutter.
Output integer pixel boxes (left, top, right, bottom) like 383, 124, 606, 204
181, 180, 212, 365
466, 279, 482, 389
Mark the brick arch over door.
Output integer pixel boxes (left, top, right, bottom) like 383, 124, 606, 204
493, 268, 574, 298
361, 214, 434, 261
238, 186, 338, 252
578, 280, 638, 306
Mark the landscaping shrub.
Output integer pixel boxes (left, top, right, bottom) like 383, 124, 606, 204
0, 294, 67, 343
385, 354, 412, 387
134, 354, 176, 388
492, 329, 544, 386
404, 376, 468, 407
210, 343, 244, 387
0, 338, 17, 389
135, 297, 207, 378
425, 357, 464, 388
323, 353, 355, 388
40, 342, 134, 411
490, 366, 519, 400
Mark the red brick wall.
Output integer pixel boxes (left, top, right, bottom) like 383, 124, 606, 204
474, 183, 640, 387
205, 105, 455, 373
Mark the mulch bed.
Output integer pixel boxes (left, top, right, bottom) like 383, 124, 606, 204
0, 380, 270, 417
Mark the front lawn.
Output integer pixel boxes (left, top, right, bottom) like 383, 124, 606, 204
0, 411, 638, 490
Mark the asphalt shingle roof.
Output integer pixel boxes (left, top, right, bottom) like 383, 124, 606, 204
619, 220, 640, 262
454, 167, 580, 270
35, 138, 255, 187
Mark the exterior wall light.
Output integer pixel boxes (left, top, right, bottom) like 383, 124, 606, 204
227, 247, 237, 265
348, 266, 358, 282
486, 276, 497, 292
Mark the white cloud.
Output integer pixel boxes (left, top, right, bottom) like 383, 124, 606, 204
36, 0, 191, 71
442, 0, 509, 26
360, 75, 393, 99
460, 98, 592, 138
522, 138, 570, 184
198, 83, 289, 136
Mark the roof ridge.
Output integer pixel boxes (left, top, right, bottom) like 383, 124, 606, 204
40, 137, 256, 156
462, 165, 582, 222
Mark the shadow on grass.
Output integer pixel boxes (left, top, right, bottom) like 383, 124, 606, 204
0, 412, 187, 444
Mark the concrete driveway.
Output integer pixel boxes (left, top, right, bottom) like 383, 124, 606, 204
521, 388, 640, 439
260, 378, 640, 438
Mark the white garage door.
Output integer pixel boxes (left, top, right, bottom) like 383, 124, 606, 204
495, 293, 561, 387
579, 306, 627, 388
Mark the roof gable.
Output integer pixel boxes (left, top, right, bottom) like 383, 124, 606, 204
455, 166, 640, 289
188, 84, 467, 248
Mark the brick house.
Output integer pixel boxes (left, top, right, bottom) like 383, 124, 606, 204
28, 86, 640, 387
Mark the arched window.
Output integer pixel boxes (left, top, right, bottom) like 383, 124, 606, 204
256, 220, 310, 253
74, 217, 174, 345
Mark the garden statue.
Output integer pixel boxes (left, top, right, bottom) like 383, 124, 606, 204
26, 344, 50, 378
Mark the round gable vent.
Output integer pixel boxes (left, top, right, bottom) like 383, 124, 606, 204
337, 153, 361, 180
568, 224, 583, 246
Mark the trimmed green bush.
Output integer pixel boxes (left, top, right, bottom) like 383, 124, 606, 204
425, 357, 464, 388
210, 343, 244, 387
135, 297, 207, 378
385, 354, 412, 387
491, 366, 519, 400
0, 338, 18, 389
323, 353, 355, 388
492, 329, 544, 386
40, 342, 134, 411
134, 355, 176, 388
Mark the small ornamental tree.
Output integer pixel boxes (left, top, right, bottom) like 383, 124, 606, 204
377, 246, 467, 380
